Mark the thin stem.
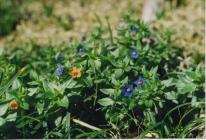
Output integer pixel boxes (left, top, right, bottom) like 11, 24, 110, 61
106, 17, 114, 45
92, 59, 98, 106
72, 118, 102, 131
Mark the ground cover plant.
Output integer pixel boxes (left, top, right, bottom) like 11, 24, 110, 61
0, 15, 205, 138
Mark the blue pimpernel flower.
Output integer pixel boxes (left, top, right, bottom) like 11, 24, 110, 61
130, 26, 137, 34
121, 84, 134, 97
54, 65, 64, 76
134, 76, 145, 88
55, 55, 64, 62
130, 49, 139, 59
77, 44, 84, 56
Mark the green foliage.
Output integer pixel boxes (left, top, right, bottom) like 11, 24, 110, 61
0, 16, 204, 138
0, 0, 23, 36
43, 2, 54, 17
56, 15, 73, 31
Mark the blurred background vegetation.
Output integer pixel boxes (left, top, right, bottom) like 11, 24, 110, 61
0, 0, 204, 57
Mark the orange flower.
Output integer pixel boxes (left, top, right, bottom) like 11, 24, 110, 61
69, 67, 81, 78
9, 100, 19, 110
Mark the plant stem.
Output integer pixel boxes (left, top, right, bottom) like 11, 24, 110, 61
72, 118, 102, 131
106, 17, 114, 45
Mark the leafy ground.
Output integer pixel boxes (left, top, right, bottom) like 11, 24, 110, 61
0, 0, 205, 139
0, 0, 204, 55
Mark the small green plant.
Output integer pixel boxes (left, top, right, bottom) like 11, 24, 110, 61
0, 15, 204, 138
56, 15, 73, 31
43, 2, 54, 17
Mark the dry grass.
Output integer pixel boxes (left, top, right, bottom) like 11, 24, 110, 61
155, 0, 204, 55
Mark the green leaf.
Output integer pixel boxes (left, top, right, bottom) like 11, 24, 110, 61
29, 70, 39, 80
100, 89, 115, 95
180, 83, 196, 94
110, 49, 119, 58
83, 76, 93, 87
165, 92, 177, 100
36, 102, 44, 114
0, 72, 19, 96
94, 79, 105, 84
191, 96, 199, 107
63, 79, 78, 89
12, 78, 21, 90
6, 112, 17, 122
58, 96, 69, 108
158, 101, 163, 108
123, 56, 130, 66
0, 117, 6, 126
111, 76, 119, 86
27, 81, 39, 86
55, 116, 62, 127
50, 132, 64, 138
164, 125, 170, 136
122, 76, 128, 84
28, 88, 38, 96
161, 78, 173, 87
42, 81, 58, 94
42, 81, 51, 93
94, 59, 101, 69
62, 112, 70, 136
176, 78, 197, 94
0, 103, 8, 116
145, 100, 153, 108
98, 98, 114, 106
22, 102, 29, 110
114, 69, 123, 78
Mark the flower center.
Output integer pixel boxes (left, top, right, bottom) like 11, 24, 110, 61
10, 101, 18, 109
11, 103, 17, 108
73, 71, 79, 76
126, 88, 131, 92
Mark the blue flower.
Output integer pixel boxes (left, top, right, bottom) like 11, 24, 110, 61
54, 65, 64, 76
121, 84, 134, 97
77, 44, 84, 56
130, 49, 139, 59
130, 26, 137, 34
55, 55, 64, 62
134, 76, 145, 88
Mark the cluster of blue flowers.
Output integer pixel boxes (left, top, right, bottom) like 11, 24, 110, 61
54, 65, 64, 76
121, 25, 144, 96
54, 53, 65, 76
122, 76, 145, 97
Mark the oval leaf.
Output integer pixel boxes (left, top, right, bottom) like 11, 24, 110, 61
97, 98, 114, 106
